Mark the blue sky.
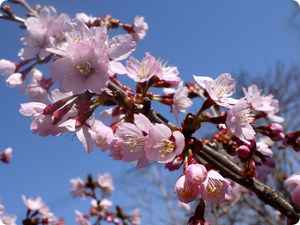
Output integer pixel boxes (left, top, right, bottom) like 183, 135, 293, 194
0, 0, 300, 224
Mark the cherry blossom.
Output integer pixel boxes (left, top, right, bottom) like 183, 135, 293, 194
50, 32, 110, 94
126, 53, 162, 83
145, 123, 185, 163
21, 195, 49, 212
91, 120, 115, 151
175, 175, 201, 203
243, 84, 284, 122
131, 16, 148, 42
130, 209, 141, 225
193, 73, 238, 108
75, 210, 91, 225
19, 6, 70, 60
0, 214, 17, 225
115, 113, 153, 168
98, 173, 114, 198
70, 177, 86, 199
200, 170, 232, 204
225, 99, 256, 144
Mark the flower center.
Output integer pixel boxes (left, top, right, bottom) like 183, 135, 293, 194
179, 186, 194, 198
206, 179, 223, 197
124, 134, 145, 153
214, 74, 236, 98
158, 139, 174, 158
72, 58, 94, 78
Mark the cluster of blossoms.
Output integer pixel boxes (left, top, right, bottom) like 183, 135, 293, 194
70, 173, 140, 225
175, 164, 231, 204
1, 1, 300, 224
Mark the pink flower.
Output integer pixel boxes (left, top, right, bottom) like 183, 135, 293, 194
115, 113, 153, 168
256, 138, 273, 157
185, 164, 208, 185
200, 170, 232, 204
243, 84, 284, 122
106, 139, 124, 160
98, 173, 114, 198
193, 73, 238, 108
50, 40, 109, 94
132, 16, 148, 42
159, 61, 181, 87
145, 123, 185, 163
285, 175, 300, 206
164, 81, 192, 122
130, 209, 141, 225
92, 120, 115, 151
99, 199, 113, 210
70, 177, 86, 199
175, 175, 201, 203
0, 214, 17, 225
106, 34, 136, 75
225, 99, 255, 144
126, 53, 162, 83
21, 195, 49, 212
19, 6, 69, 60
75, 210, 90, 225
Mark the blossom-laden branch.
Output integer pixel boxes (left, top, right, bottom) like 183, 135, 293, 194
1, 0, 300, 225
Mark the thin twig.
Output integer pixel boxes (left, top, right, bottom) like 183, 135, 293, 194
0, 13, 25, 24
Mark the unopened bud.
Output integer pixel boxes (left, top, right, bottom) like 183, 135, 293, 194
1, 5, 14, 17
237, 145, 250, 159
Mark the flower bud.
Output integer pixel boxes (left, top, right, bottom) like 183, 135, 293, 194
237, 145, 250, 159
186, 164, 207, 185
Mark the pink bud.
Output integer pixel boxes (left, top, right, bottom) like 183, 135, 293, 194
269, 123, 284, 133
237, 145, 250, 159
185, 164, 207, 185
